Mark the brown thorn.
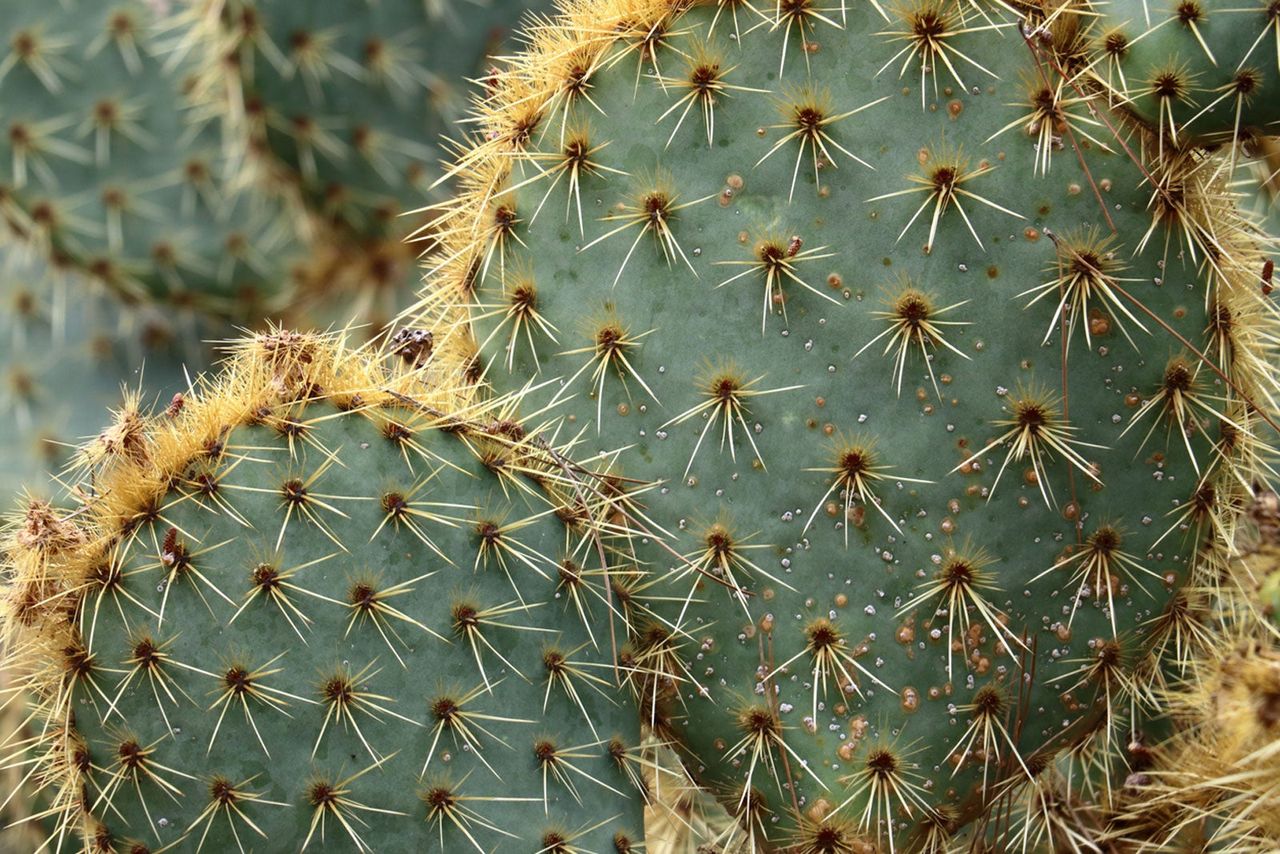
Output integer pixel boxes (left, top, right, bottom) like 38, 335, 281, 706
757, 626, 802, 823
1052, 232, 1084, 544
1021, 30, 1117, 233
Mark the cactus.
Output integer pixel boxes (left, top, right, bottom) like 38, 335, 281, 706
168, 0, 554, 329
0, 247, 191, 499
0, 330, 647, 851
407, 0, 1280, 848
0, 0, 302, 319
1087, 0, 1280, 147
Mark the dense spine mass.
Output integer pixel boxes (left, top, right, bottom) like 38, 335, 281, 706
0, 331, 646, 851
406, 0, 1280, 848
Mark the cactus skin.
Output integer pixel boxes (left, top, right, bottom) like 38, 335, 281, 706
410, 0, 1279, 848
0, 0, 303, 319
1090, 0, 1280, 143
0, 249, 191, 500
0, 332, 645, 852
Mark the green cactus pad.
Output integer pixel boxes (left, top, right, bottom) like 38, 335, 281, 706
0, 332, 645, 852
412, 0, 1278, 848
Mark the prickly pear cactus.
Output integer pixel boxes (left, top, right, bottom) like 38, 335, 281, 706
0, 248, 191, 499
1089, 0, 1280, 144
410, 0, 1280, 848
0, 331, 645, 851
0, 0, 301, 318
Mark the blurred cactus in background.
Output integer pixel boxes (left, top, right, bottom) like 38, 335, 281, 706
171, 0, 543, 328
0, 0, 299, 317
0, 0, 550, 501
